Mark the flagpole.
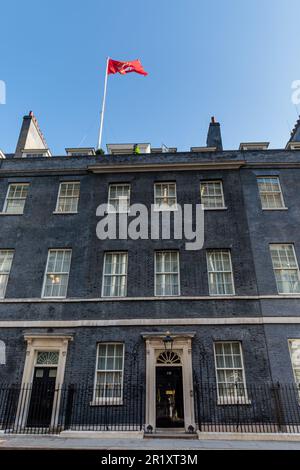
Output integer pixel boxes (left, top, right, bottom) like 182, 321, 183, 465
97, 56, 109, 150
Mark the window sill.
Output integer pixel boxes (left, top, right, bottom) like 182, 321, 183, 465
209, 293, 235, 297
90, 399, 123, 406
261, 207, 288, 211
0, 212, 24, 216
153, 207, 178, 212
203, 207, 228, 211
41, 296, 67, 300
101, 295, 127, 299
154, 294, 181, 297
105, 211, 130, 215
53, 211, 78, 215
217, 398, 251, 406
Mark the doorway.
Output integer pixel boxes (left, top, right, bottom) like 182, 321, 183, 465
156, 366, 184, 428
26, 366, 57, 427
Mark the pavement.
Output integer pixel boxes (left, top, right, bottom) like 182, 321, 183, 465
1, 435, 300, 450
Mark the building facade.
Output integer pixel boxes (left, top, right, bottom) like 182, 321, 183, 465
1, 112, 300, 433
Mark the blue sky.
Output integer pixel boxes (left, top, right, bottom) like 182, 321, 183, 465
1, 0, 300, 154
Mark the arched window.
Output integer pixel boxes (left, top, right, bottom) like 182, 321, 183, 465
0, 340, 6, 365
156, 351, 181, 365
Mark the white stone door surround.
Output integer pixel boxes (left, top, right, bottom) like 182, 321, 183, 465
16, 334, 73, 428
142, 332, 195, 432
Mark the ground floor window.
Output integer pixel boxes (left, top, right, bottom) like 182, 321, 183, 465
94, 343, 124, 402
289, 339, 300, 385
214, 341, 247, 402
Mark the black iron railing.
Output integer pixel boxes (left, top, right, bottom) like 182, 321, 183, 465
0, 382, 145, 434
1, 382, 300, 434
194, 382, 300, 433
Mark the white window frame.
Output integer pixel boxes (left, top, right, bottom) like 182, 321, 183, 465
154, 182, 177, 211
3, 183, 29, 214
55, 181, 80, 214
92, 342, 125, 405
206, 250, 235, 296
213, 341, 249, 405
107, 184, 131, 213
41, 249, 72, 299
200, 180, 226, 209
270, 244, 300, 294
288, 339, 300, 387
154, 251, 180, 297
101, 252, 128, 298
257, 176, 286, 210
0, 250, 14, 299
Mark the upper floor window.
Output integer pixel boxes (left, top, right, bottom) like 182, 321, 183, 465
257, 177, 285, 209
214, 342, 247, 403
155, 251, 180, 296
288, 339, 300, 385
200, 181, 225, 209
207, 250, 235, 295
56, 182, 80, 213
154, 182, 177, 211
0, 250, 14, 298
94, 343, 124, 403
270, 244, 300, 294
108, 184, 131, 213
3, 183, 29, 214
102, 252, 128, 297
42, 249, 72, 298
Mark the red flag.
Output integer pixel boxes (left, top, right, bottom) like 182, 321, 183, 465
107, 59, 148, 76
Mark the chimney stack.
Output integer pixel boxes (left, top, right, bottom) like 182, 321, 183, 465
206, 116, 223, 151
14, 111, 51, 157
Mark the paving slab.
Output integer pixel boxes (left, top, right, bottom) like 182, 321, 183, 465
1, 435, 300, 450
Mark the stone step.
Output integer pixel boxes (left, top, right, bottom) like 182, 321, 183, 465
144, 433, 197, 439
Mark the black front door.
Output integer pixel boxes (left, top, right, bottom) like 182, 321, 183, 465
27, 367, 57, 427
156, 366, 184, 428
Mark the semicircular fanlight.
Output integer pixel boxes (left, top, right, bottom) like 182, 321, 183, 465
36, 351, 59, 365
156, 351, 181, 365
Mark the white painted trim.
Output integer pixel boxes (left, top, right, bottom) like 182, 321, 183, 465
3, 316, 300, 328
16, 335, 73, 429
144, 336, 195, 432
88, 161, 245, 173
1, 294, 300, 302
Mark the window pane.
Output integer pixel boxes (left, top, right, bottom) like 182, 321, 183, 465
57, 182, 80, 213
102, 253, 128, 297
214, 342, 246, 399
4, 184, 29, 214
270, 244, 300, 294
207, 250, 234, 295
155, 252, 179, 296
154, 183, 177, 210
43, 250, 71, 297
200, 181, 224, 208
95, 344, 124, 399
257, 177, 284, 209
108, 185, 130, 212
